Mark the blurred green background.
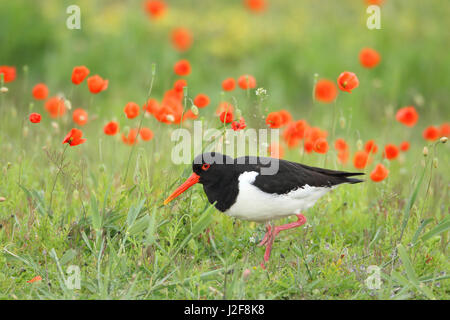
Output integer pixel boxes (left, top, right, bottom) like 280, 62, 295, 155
1, 0, 449, 125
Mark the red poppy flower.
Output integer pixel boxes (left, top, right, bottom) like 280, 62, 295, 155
238, 74, 256, 90
278, 110, 292, 126
337, 72, 359, 93
335, 138, 349, 152
440, 123, 450, 137
72, 108, 88, 126
174, 59, 191, 76
27, 276, 42, 284
222, 78, 236, 91
104, 121, 119, 135
266, 112, 283, 129
364, 140, 378, 154
268, 143, 284, 159
353, 151, 369, 169
220, 110, 233, 124
139, 127, 154, 141
29, 113, 41, 124
384, 144, 399, 160
283, 121, 307, 148
32, 83, 49, 100
370, 164, 389, 182
71, 66, 90, 85
314, 138, 329, 154
45, 97, 66, 118
304, 140, 314, 153
359, 48, 381, 68
124, 102, 140, 119
315, 79, 337, 103
244, 0, 266, 13
365, 0, 384, 5
122, 129, 138, 145
194, 94, 210, 108
396, 106, 419, 127
63, 128, 86, 146
0, 66, 16, 83
171, 28, 193, 51
305, 126, 327, 143
143, 99, 160, 114
173, 79, 187, 93
87, 75, 108, 94
144, 0, 167, 19
399, 141, 410, 152
231, 117, 247, 131
422, 126, 440, 141
153, 89, 184, 124
337, 149, 350, 164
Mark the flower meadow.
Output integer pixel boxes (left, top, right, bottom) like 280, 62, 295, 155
0, 0, 449, 300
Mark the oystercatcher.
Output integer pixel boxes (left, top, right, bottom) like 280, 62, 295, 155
164, 152, 363, 267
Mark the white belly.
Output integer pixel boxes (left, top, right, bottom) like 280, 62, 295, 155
224, 171, 331, 223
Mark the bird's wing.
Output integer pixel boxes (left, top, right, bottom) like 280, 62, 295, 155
235, 156, 363, 195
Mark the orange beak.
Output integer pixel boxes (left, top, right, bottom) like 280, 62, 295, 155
163, 173, 200, 205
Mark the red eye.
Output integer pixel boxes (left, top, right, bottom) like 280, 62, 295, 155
202, 164, 210, 171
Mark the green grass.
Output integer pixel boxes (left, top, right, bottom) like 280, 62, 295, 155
0, 0, 449, 299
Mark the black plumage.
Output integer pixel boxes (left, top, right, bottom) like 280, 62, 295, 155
192, 152, 363, 212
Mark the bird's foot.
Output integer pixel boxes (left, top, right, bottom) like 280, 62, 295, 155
258, 214, 307, 268
257, 225, 272, 247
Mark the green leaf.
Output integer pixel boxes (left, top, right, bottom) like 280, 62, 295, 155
412, 218, 433, 244
397, 244, 419, 285
128, 215, 150, 236
59, 249, 77, 265
399, 165, 426, 241
90, 194, 101, 231
127, 199, 145, 227
145, 207, 157, 246
421, 216, 450, 242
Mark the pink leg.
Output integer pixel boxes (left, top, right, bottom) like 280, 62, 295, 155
257, 224, 272, 247
273, 214, 307, 237
259, 214, 307, 269
260, 225, 275, 269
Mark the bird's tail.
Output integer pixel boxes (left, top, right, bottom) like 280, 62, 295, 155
345, 177, 364, 184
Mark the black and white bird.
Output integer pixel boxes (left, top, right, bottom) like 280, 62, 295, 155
164, 152, 363, 267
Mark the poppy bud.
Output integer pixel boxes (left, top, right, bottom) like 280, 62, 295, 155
65, 99, 72, 110
1, 87, 8, 93
23, 126, 29, 137
339, 116, 346, 129
356, 139, 363, 150
190, 105, 199, 116
423, 146, 429, 157
440, 137, 448, 144
433, 158, 438, 168
235, 108, 242, 119
51, 121, 59, 131
0, 197, 6, 202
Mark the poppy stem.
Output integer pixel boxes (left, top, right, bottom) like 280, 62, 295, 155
48, 144, 69, 215
122, 64, 156, 184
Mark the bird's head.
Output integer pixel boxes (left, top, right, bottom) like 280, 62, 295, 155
163, 152, 233, 205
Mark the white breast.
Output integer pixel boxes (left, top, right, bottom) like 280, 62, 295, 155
224, 171, 332, 223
